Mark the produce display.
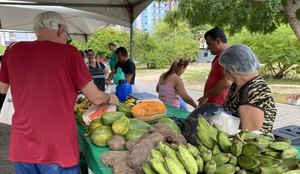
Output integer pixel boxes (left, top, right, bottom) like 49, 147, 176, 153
75, 96, 300, 174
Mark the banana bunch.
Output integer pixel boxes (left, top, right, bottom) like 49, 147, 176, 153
74, 97, 89, 126
144, 142, 200, 174
74, 97, 89, 111
124, 98, 136, 107
195, 116, 300, 174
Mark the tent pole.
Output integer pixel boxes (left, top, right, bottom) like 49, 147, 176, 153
128, 4, 134, 60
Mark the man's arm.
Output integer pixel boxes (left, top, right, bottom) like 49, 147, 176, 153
125, 74, 133, 84
0, 82, 9, 108
0, 82, 9, 94
105, 69, 117, 84
81, 80, 119, 106
198, 76, 232, 106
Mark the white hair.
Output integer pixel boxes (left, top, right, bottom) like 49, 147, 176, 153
33, 11, 68, 32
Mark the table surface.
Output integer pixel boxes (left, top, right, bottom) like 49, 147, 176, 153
77, 104, 300, 174
77, 104, 189, 174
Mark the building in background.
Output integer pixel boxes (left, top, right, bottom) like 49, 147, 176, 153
134, 1, 178, 33
0, 30, 36, 46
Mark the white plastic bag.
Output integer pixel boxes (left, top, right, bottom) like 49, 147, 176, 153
0, 87, 14, 125
82, 104, 116, 125
208, 109, 240, 135
105, 84, 116, 94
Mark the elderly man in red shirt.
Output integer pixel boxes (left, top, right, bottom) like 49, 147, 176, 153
0, 11, 119, 174
198, 27, 232, 106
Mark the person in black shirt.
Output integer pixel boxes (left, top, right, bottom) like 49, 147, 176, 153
106, 47, 136, 85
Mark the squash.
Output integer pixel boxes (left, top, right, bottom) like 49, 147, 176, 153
131, 101, 167, 122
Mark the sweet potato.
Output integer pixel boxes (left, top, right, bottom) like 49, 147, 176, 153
149, 123, 173, 138
108, 135, 126, 151
113, 162, 137, 174
126, 142, 153, 169
101, 151, 129, 168
166, 133, 187, 145
139, 132, 165, 147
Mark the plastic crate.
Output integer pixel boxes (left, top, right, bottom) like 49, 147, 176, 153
273, 125, 300, 146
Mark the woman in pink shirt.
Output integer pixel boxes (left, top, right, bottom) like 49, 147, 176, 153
156, 58, 197, 111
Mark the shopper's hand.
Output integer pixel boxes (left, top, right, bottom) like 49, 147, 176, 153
197, 96, 208, 107
105, 80, 114, 86
107, 93, 119, 105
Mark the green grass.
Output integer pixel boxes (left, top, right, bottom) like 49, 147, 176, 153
265, 78, 300, 85
182, 70, 209, 82
136, 65, 167, 76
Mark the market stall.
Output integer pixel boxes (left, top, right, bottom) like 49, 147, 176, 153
77, 104, 189, 174
75, 97, 300, 174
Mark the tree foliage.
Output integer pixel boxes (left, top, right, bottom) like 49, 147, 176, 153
179, 0, 300, 42
134, 20, 199, 69
0, 44, 5, 55
87, 28, 130, 58
230, 25, 300, 79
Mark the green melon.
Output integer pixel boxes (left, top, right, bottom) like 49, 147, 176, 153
91, 126, 113, 147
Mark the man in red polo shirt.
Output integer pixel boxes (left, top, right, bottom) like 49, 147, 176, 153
0, 11, 119, 174
198, 27, 232, 106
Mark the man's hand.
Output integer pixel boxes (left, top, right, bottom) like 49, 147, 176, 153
197, 96, 208, 106
107, 93, 119, 105
105, 80, 114, 86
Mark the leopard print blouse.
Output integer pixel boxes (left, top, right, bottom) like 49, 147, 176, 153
223, 75, 277, 135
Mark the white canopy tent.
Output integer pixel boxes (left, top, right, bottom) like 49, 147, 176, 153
0, 0, 154, 56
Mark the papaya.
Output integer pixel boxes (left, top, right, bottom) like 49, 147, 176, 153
112, 115, 130, 135
158, 117, 181, 133
129, 118, 151, 130
117, 103, 132, 117
91, 126, 113, 147
88, 117, 103, 134
102, 111, 125, 125
124, 129, 148, 141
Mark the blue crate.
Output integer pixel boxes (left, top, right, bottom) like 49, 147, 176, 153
273, 125, 300, 146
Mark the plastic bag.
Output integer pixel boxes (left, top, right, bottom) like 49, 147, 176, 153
105, 84, 116, 94
0, 87, 14, 125
208, 109, 240, 135
82, 104, 116, 125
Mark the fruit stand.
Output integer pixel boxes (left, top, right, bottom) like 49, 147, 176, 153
77, 104, 189, 174
75, 98, 300, 174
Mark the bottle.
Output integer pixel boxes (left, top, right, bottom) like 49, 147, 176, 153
116, 79, 132, 101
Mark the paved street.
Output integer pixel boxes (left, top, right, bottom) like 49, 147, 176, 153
0, 79, 299, 174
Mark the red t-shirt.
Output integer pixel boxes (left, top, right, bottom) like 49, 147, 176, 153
204, 54, 229, 105
0, 41, 93, 167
